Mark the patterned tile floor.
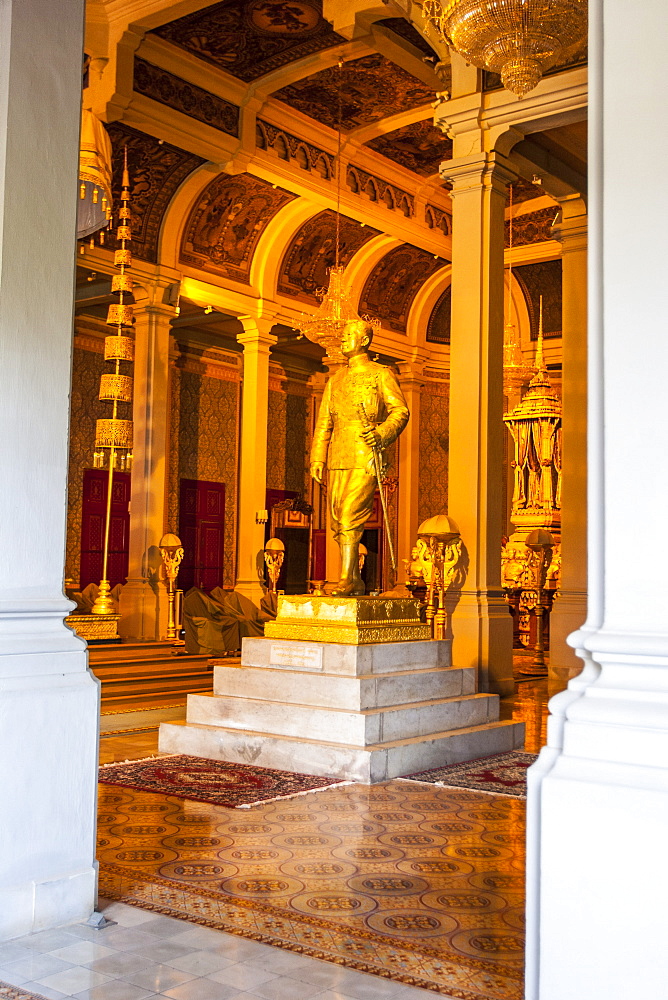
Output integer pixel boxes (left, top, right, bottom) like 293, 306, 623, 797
1, 678, 548, 1000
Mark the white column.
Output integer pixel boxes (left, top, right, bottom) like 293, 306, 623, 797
444, 154, 515, 697
396, 361, 424, 574
0, 0, 98, 939
549, 197, 588, 690
119, 291, 175, 640
235, 318, 277, 603
526, 2, 668, 996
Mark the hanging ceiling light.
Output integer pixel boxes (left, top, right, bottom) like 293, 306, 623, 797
296, 59, 378, 363
420, 0, 588, 98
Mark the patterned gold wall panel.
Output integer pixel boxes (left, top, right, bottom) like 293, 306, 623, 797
418, 385, 449, 526
267, 389, 310, 495
66, 345, 108, 585
173, 369, 239, 587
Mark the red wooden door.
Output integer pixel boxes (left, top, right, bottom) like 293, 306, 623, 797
179, 479, 226, 592
79, 469, 131, 589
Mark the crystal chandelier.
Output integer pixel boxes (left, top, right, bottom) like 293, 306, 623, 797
296, 60, 378, 361
420, 0, 588, 98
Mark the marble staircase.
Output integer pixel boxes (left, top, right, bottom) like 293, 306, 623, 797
160, 637, 524, 782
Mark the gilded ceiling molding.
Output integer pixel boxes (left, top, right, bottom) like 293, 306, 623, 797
133, 58, 240, 137
151, 0, 345, 82
346, 165, 414, 218
359, 244, 446, 333
277, 209, 381, 305
365, 119, 452, 176
256, 119, 333, 178
425, 204, 450, 236
105, 123, 205, 264
180, 173, 297, 283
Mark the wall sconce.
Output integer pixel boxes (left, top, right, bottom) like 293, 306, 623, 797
255, 509, 269, 524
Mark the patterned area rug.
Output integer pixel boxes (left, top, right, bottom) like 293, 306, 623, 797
98, 755, 347, 808
403, 753, 538, 799
0, 984, 48, 1000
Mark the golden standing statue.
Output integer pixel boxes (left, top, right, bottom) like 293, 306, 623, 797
310, 320, 409, 596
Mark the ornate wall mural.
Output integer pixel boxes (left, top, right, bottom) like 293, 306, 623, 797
514, 259, 562, 340
359, 245, 445, 333
273, 54, 434, 131
152, 0, 343, 82
366, 120, 452, 176
505, 207, 556, 247
105, 123, 205, 264
180, 173, 296, 282
418, 382, 449, 526
277, 209, 380, 304
66, 342, 108, 585
171, 362, 240, 587
133, 59, 239, 136
426, 285, 451, 345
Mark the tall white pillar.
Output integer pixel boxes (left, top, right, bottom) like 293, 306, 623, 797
549, 197, 588, 690
526, 1, 668, 996
444, 154, 515, 696
235, 317, 277, 603
0, 0, 98, 939
119, 288, 175, 639
396, 361, 424, 574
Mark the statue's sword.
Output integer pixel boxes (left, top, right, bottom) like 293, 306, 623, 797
358, 402, 397, 585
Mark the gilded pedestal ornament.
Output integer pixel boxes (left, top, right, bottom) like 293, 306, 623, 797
502, 300, 562, 660
159, 533, 184, 642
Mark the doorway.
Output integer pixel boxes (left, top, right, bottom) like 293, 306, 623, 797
179, 478, 226, 592
79, 468, 131, 589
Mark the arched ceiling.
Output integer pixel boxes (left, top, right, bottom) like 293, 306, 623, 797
359, 244, 446, 334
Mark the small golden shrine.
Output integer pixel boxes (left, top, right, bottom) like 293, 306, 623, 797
265, 595, 430, 645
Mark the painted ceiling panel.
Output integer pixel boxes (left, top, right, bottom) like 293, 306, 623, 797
152, 0, 344, 82
272, 53, 435, 131
366, 119, 452, 176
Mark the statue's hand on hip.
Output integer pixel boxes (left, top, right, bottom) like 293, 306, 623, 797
310, 462, 325, 484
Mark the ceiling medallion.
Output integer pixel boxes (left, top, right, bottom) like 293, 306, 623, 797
248, 1, 319, 35
419, 0, 588, 98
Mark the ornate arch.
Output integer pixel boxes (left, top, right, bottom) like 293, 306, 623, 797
358, 243, 446, 333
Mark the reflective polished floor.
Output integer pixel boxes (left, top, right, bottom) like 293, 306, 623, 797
0, 678, 548, 1000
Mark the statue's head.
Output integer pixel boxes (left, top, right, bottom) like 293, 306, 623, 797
341, 319, 373, 359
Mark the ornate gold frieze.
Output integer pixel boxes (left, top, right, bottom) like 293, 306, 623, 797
265, 595, 430, 645
66, 612, 120, 642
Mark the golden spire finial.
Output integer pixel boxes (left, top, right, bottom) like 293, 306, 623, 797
535, 295, 545, 371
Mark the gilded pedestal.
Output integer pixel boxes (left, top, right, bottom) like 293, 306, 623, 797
264, 595, 430, 645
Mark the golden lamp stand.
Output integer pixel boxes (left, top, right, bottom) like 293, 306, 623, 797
159, 533, 184, 642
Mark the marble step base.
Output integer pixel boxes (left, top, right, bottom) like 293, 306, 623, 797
159, 718, 525, 784
212, 664, 475, 711
185, 691, 499, 746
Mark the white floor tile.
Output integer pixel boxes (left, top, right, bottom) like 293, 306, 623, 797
36, 965, 115, 994
167, 927, 235, 952
161, 977, 242, 1000
49, 942, 118, 966
87, 950, 157, 977
19, 981, 71, 1000
0, 953, 74, 982
251, 975, 328, 1000
166, 950, 237, 976
207, 962, 278, 990
122, 963, 199, 992
71, 979, 159, 1000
